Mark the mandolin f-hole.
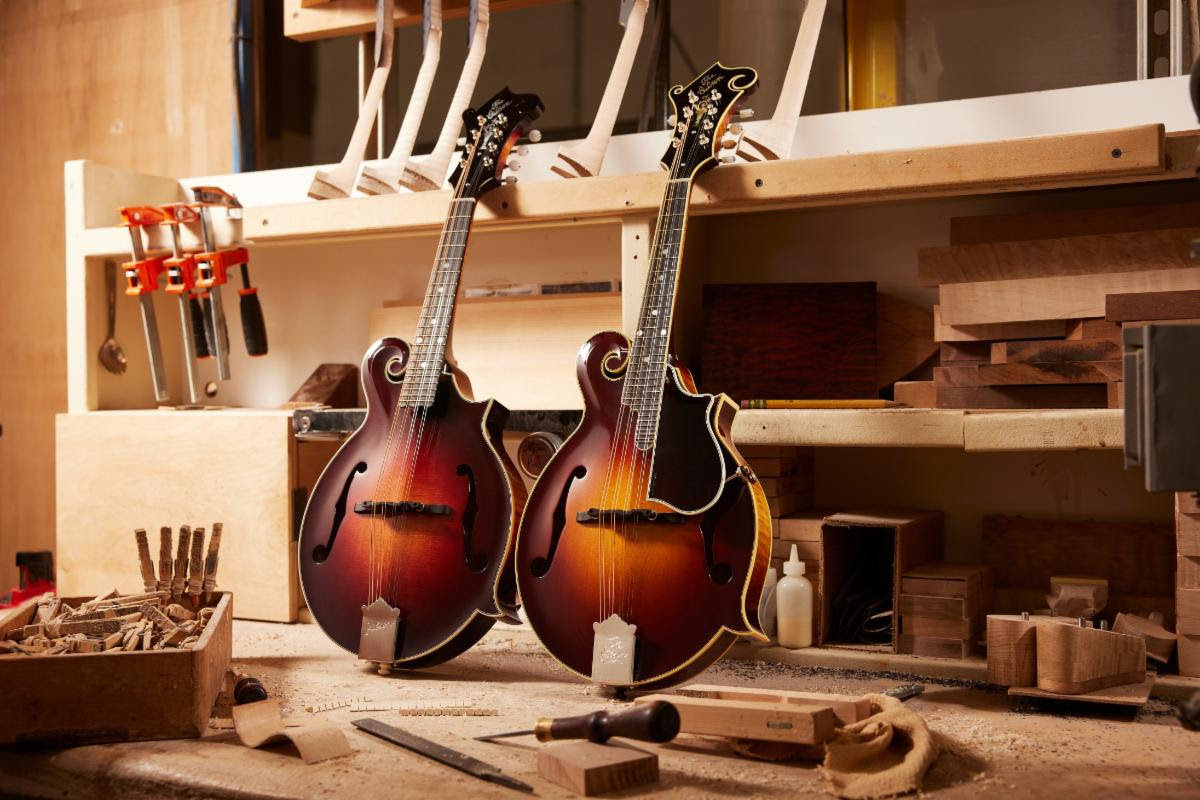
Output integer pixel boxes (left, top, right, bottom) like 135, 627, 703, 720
698, 482, 739, 584
457, 464, 487, 573
531, 465, 587, 578
311, 461, 367, 563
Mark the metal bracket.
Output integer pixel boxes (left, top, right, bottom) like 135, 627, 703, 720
1122, 323, 1200, 490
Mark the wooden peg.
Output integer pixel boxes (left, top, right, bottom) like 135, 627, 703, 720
203, 522, 223, 601
134, 528, 157, 594
172, 525, 192, 601
187, 527, 206, 600
157, 526, 173, 593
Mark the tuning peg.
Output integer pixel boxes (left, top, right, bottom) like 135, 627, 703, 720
526, 129, 542, 143
718, 154, 737, 164
506, 160, 522, 172
668, 113, 677, 128
502, 175, 518, 185
515, 145, 530, 156
720, 139, 737, 150
737, 108, 755, 119
728, 123, 744, 135
456, 136, 467, 147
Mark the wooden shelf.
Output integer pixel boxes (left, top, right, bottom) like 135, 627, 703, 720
731, 408, 1124, 451
284, 0, 565, 42
240, 125, 1193, 246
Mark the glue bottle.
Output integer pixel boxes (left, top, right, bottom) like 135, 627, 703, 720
776, 544, 813, 648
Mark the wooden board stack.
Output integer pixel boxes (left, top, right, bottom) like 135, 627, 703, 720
1177, 493, 1200, 677
918, 202, 1200, 409
742, 447, 817, 571
772, 508, 825, 623
897, 562, 993, 659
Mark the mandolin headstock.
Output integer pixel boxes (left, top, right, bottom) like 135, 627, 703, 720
660, 62, 758, 180
450, 87, 544, 200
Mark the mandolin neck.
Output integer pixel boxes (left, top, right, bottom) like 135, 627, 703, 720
622, 175, 694, 450
399, 194, 477, 407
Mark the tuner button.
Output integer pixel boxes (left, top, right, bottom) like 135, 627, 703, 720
729, 123, 744, 135
527, 129, 543, 143
738, 108, 755, 119
720, 139, 737, 150
456, 136, 467, 147
515, 145, 530, 156
502, 176, 518, 185
718, 154, 737, 164
667, 114, 677, 127
506, 160, 522, 171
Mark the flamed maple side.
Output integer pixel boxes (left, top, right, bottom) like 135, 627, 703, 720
298, 88, 542, 667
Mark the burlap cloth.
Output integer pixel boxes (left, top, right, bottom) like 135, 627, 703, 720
729, 693, 938, 798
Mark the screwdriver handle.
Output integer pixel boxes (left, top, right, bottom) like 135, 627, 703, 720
537, 700, 680, 744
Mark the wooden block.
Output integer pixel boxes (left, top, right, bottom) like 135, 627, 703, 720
901, 615, 973, 638
287, 363, 358, 408
938, 268, 1200, 326
935, 384, 1108, 409
1035, 623, 1146, 695
634, 694, 836, 745
767, 491, 812, 518
989, 338, 1121, 365
934, 305, 1070, 342
939, 341, 992, 363
893, 380, 935, 408
747, 457, 801, 478
537, 742, 657, 797
1178, 555, 1200, 589
1047, 575, 1108, 619
902, 562, 992, 594
1179, 618, 1200, 637
949, 202, 1200, 246
918, 227, 1200, 287
876, 293, 937, 389
1178, 512, 1200, 556
1179, 633, 1200, 677
897, 634, 973, 659
1107, 381, 1123, 409
675, 684, 871, 727
1113, 613, 1176, 663
982, 515, 1175, 600
756, 472, 813, 498
986, 614, 1038, 686
898, 594, 977, 620
1177, 492, 1200, 515
1066, 318, 1123, 341
1178, 587, 1200, 621
700, 282, 878, 401
1105, 289, 1200, 322
777, 510, 830, 542
935, 361, 1122, 388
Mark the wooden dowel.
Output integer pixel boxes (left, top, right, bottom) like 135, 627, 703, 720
134, 528, 157, 593
157, 526, 173, 593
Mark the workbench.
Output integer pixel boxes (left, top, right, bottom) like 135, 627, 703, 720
3, 620, 1197, 799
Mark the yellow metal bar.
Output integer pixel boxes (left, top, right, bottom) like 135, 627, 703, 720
845, 0, 904, 110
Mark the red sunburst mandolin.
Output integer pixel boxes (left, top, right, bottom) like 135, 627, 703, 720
299, 88, 543, 670
514, 63, 772, 689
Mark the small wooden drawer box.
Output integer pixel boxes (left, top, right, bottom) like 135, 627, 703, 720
0, 592, 231, 745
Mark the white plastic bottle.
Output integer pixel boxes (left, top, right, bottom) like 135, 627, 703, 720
776, 544, 813, 649
758, 565, 779, 640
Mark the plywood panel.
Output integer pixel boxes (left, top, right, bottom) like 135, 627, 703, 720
0, 1, 233, 590
56, 411, 295, 622
368, 294, 621, 410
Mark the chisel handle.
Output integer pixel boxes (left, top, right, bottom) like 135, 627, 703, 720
239, 288, 268, 356
536, 700, 680, 743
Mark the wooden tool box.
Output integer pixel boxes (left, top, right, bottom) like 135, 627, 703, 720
0, 592, 231, 744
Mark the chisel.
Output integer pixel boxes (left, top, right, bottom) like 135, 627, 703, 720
159, 203, 205, 405
352, 718, 533, 793
118, 206, 170, 403
476, 700, 680, 744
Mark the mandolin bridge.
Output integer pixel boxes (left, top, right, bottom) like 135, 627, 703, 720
575, 507, 686, 525
354, 500, 453, 517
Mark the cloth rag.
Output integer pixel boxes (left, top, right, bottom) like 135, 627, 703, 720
821, 693, 937, 799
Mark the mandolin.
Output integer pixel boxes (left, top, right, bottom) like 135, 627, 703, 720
299, 87, 543, 670
515, 63, 771, 689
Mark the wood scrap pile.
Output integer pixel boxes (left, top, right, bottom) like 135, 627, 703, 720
0, 524, 223, 656
910, 202, 1199, 409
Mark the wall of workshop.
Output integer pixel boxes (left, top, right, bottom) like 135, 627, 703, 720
0, 0, 233, 591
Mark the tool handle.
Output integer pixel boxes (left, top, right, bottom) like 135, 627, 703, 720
543, 700, 680, 743
190, 295, 213, 358
239, 289, 268, 356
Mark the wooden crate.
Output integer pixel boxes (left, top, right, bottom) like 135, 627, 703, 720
56, 411, 337, 622
819, 510, 943, 651
0, 592, 231, 744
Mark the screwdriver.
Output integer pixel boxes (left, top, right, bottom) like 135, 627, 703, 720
476, 700, 680, 744
118, 206, 170, 403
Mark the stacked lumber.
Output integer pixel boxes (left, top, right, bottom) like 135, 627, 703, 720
1, 590, 215, 655
742, 447, 816, 569
919, 202, 1200, 409
897, 562, 993, 659
1177, 493, 1200, 677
